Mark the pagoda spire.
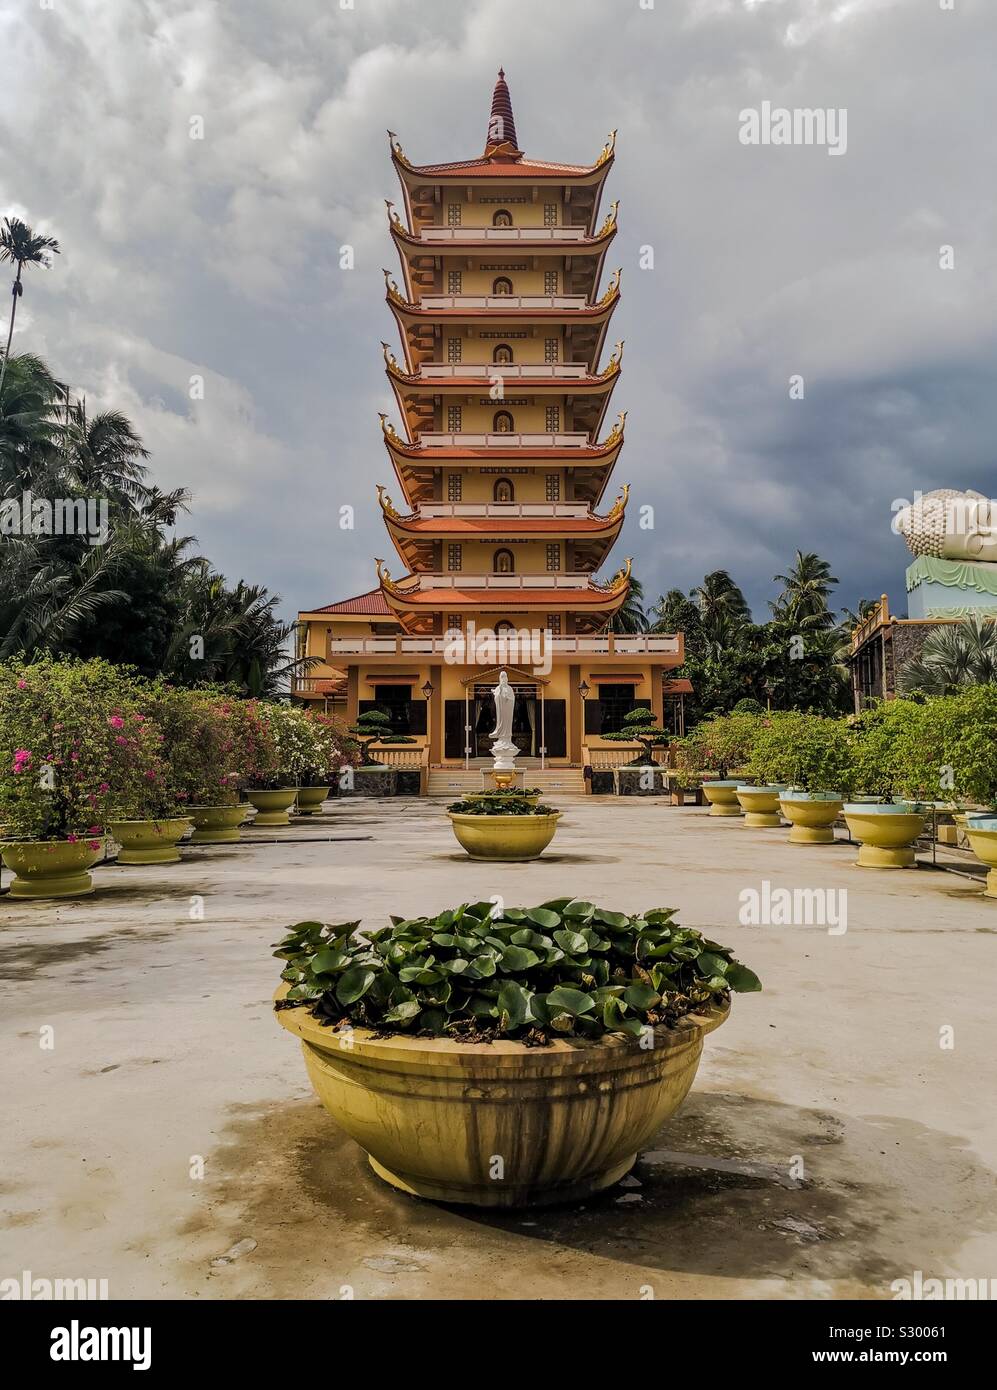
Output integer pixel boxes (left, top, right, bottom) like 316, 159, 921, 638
484, 67, 520, 156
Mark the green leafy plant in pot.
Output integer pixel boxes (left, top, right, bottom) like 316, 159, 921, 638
273, 897, 761, 1206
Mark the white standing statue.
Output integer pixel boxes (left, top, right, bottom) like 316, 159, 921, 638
489, 670, 519, 772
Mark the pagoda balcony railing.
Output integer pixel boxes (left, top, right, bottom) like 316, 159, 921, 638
418, 362, 591, 381
417, 430, 590, 449
418, 501, 591, 520
418, 226, 590, 243
418, 293, 589, 312
411, 572, 592, 592
327, 634, 681, 657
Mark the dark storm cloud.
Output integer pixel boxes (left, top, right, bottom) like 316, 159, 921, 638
1, 0, 992, 621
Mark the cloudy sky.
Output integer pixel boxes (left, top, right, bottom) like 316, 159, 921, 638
2, 0, 994, 623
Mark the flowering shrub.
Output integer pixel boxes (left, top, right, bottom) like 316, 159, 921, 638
746, 711, 856, 794
307, 710, 359, 782
0, 658, 153, 841
143, 686, 243, 808
251, 702, 328, 788
677, 711, 763, 778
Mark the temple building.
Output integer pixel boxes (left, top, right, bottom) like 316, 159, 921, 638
295, 71, 686, 783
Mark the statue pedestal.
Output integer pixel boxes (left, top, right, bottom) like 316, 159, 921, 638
906, 557, 997, 618
481, 768, 526, 792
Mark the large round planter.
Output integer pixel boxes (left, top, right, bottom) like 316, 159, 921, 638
736, 785, 787, 828
448, 811, 560, 861
108, 817, 192, 865
187, 805, 248, 844
276, 989, 729, 1207
246, 788, 298, 826
966, 818, 997, 896
778, 792, 844, 845
843, 804, 927, 868
1, 838, 105, 899
295, 786, 331, 816
701, 779, 743, 817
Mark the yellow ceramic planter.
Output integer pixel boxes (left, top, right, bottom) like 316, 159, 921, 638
276, 987, 729, 1207
778, 794, 844, 845
701, 780, 743, 817
247, 788, 298, 826
295, 786, 331, 815
187, 804, 248, 844
448, 811, 560, 860
108, 817, 192, 865
736, 786, 786, 828
2, 838, 105, 899
843, 805, 927, 868
966, 820, 997, 896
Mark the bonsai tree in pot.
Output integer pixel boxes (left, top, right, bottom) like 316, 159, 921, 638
348, 708, 416, 766
447, 793, 560, 861
601, 707, 670, 766
273, 896, 760, 1207
0, 657, 142, 897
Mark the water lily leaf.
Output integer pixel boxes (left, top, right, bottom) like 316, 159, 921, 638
310, 947, 350, 975
725, 962, 762, 992
623, 983, 661, 1010
696, 951, 730, 977
510, 928, 548, 947
336, 967, 377, 1005
554, 928, 588, 955
471, 955, 497, 978
549, 1012, 575, 1032
594, 909, 631, 929
602, 996, 627, 1029
538, 898, 573, 912
526, 907, 561, 930
419, 1009, 445, 1032
497, 980, 531, 1030
431, 932, 458, 947
286, 981, 325, 1000
382, 1000, 421, 1025
546, 985, 595, 1016
440, 957, 471, 975
499, 944, 541, 972
562, 899, 595, 920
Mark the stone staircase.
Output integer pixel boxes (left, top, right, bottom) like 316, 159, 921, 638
427, 763, 586, 798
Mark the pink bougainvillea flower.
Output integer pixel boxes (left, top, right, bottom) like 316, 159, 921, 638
67, 833, 79, 843
108, 715, 125, 729
16, 679, 27, 689
115, 736, 128, 746
99, 782, 110, 793
87, 840, 102, 852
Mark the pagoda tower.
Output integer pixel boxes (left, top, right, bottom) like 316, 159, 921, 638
296, 72, 685, 778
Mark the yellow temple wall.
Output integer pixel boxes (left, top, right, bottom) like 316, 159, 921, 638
441, 469, 576, 503
440, 331, 566, 365
433, 401, 577, 432
435, 197, 563, 229
438, 267, 568, 296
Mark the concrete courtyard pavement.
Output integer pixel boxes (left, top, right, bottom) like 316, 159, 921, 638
2, 797, 995, 1301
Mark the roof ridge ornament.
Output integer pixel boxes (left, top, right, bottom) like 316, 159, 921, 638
597, 199, 620, 238
382, 267, 406, 306
596, 130, 617, 166
598, 267, 622, 306
376, 484, 403, 520
599, 340, 624, 377
387, 130, 413, 169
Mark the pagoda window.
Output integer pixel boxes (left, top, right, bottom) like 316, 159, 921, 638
493, 549, 515, 574
372, 685, 415, 736
543, 203, 558, 227
447, 544, 462, 571
493, 478, 515, 502
544, 337, 559, 363
447, 270, 463, 294
598, 684, 637, 735
446, 615, 462, 633
447, 474, 463, 502
447, 204, 461, 226
492, 343, 514, 364
545, 405, 561, 432
544, 270, 559, 295
545, 473, 561, 502
496, 620, 515, 635
546, 543, 560, 571
493, 410, 514, 432
492, 276, 513, 295
546, 614, 562, 634
447, 336, 462, 363
447, 405, 462, 432
492, 209, 513, 227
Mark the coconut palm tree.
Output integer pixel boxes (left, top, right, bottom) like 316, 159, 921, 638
897, 614, 997, 696
66, 399, 151, 507
770, 550, 838, 630
691, 569, 751, 642
0, 218, 60, 401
